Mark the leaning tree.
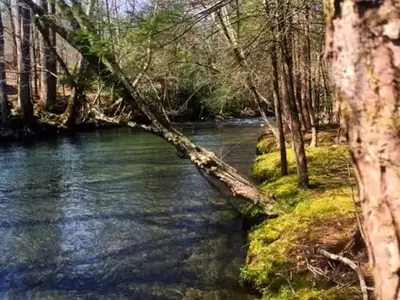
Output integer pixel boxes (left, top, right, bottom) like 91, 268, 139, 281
22, 0, 273, 210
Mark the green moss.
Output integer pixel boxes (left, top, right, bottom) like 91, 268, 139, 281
242, 142, 359, 299
262, 286, 359, 300
254, 146, 349, 185
253, 151, 297, 182
256, 137, 279, 155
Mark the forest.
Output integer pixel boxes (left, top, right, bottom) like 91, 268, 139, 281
0, 0, 399, 299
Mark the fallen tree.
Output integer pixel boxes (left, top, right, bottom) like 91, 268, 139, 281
23, 0, 271, 208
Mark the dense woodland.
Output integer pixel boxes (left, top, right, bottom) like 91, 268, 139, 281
0, 0, 400, 299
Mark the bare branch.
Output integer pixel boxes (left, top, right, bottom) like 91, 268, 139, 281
318, 249, 369, 300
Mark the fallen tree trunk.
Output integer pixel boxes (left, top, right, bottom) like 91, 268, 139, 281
93, 110, 270, 208
24, 0, 270, 208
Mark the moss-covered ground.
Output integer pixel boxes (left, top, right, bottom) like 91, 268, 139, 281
241, 130, 369, 299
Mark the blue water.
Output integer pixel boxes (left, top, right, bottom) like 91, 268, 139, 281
0, 120, 264, 299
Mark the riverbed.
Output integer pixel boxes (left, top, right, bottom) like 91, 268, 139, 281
0, 119, 264, 299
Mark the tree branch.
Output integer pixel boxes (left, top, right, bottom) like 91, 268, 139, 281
318, 249, 369, 300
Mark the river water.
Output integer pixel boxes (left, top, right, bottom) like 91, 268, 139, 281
0, 119, 264, 299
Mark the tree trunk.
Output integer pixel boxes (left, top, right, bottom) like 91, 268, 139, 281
0, 13, 10, 127
326, 0, 400, 298
18, 1, 34, 126
294, 64, 307, 131
279, 0, 309, 188
48, 0, 57, 107
31, 13, 39, 100
12, 0, 22, 72
63, 57, 86, 127
265, 0, 288, 175
38, 0, 57, 110
281, 75, 291, 133
293, 30, 309, 131
5, 0, 18, 69
272, 79, 288, 176
304, 5, 317, 147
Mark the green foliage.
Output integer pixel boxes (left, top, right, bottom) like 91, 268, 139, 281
73, 29, 113, 58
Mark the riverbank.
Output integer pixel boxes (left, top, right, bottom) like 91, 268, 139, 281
241, 130, 371, 299
0, 117, 124, 144
0, 112, 265, 145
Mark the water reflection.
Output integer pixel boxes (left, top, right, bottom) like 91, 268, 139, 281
0, 121, 263, 299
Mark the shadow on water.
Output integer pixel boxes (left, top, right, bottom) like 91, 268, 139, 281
0, 120, 264, 299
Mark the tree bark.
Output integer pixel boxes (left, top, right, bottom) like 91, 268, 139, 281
265, 0, 288, 175
5, 0, 18, 69
18, 1, 34, 126
326, 0, 400, 298
294, 60, 308, 131
48, 0, 57, 106
0, 13, 10, 127
31, 13, 39, 100
38, 0, 57, 110
12, 0, 22, 73
304, 4, 317, 147
279, 0, 309, 188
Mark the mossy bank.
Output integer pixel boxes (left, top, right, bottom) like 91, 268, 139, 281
241, 130, 370, 299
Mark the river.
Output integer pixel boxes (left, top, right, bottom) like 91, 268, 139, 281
0, 119, 264, 299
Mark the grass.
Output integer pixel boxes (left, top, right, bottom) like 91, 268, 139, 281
241, 132, 366, 299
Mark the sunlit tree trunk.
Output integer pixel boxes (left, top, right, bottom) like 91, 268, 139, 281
294, 48, 308, 131
265, 0, 288, 175
31, 12, 39, 100
326, 0, 400, 298
279, 0, 308, 188
304, 5, 317, 147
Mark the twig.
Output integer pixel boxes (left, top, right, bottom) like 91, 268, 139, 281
318, 249, 368, 300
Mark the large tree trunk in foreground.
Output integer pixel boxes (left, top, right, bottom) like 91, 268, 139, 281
22, 0, 268, 208
326, 0, 400, 298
